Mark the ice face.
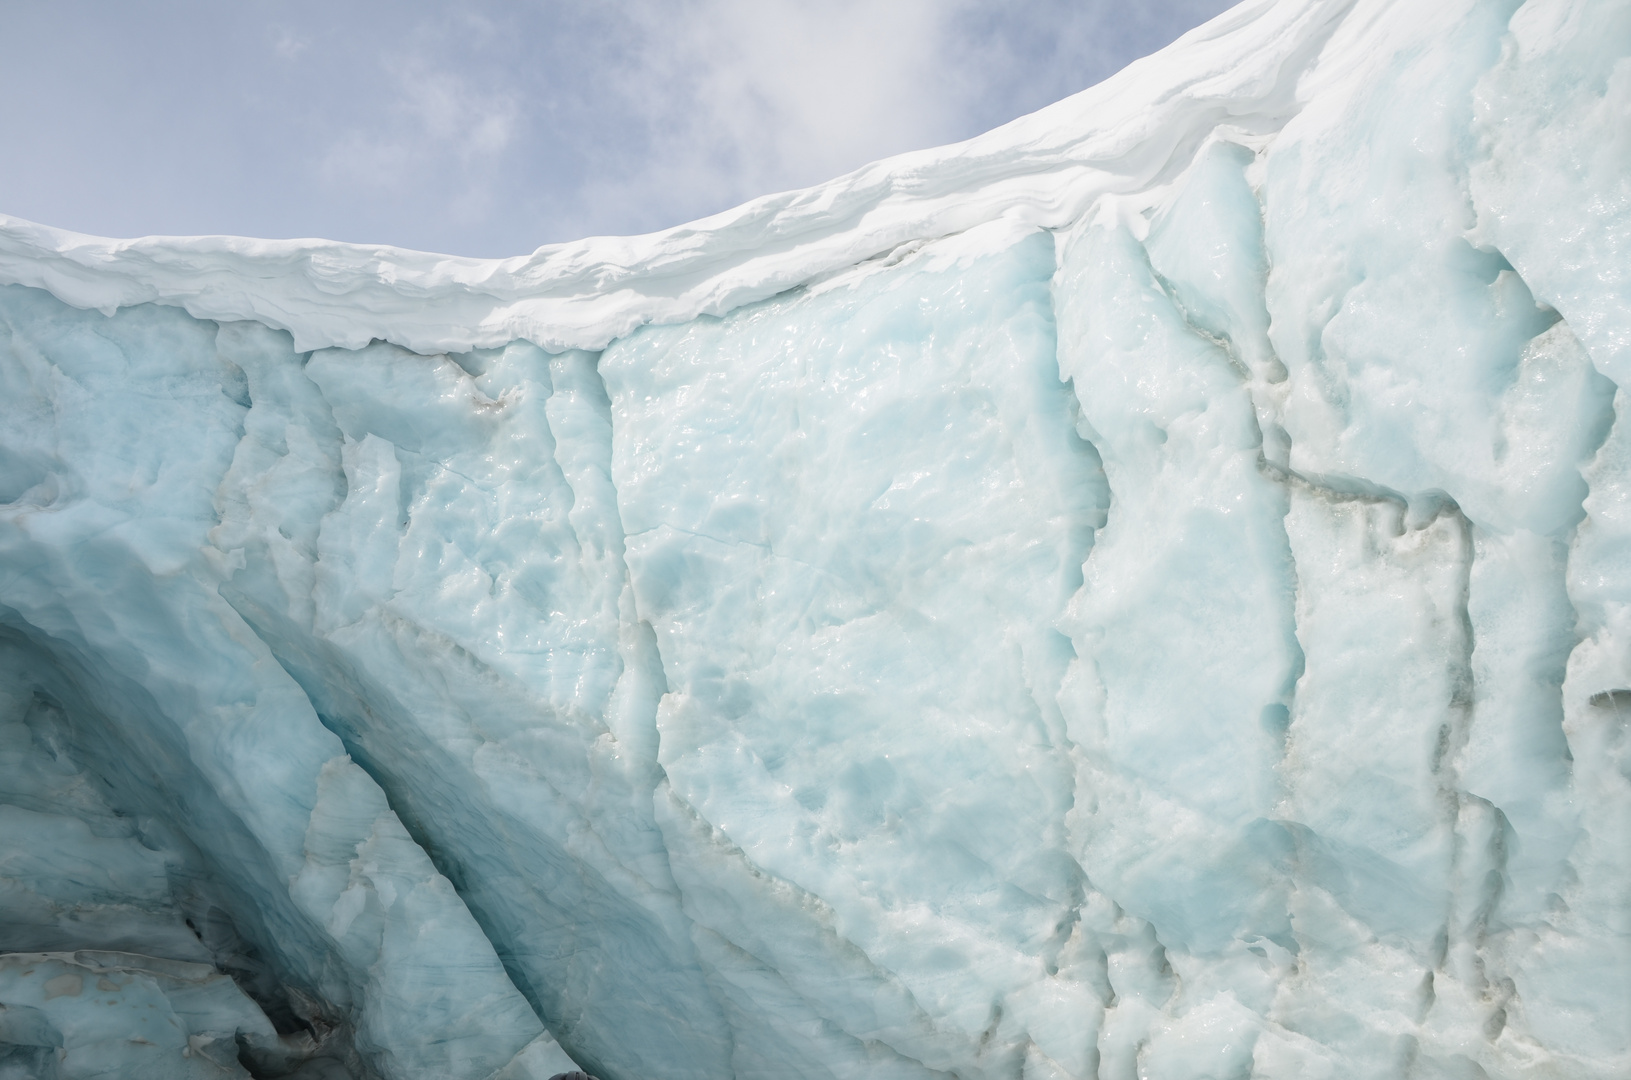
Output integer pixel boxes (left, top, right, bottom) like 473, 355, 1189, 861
0, 1, 1628, 1079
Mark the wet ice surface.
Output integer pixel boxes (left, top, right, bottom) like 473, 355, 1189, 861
1, 0, 1629, 1077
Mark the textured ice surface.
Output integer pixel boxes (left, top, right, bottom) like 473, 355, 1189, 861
1, 0, 1629, 1077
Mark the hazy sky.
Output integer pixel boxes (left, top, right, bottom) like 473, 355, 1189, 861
1, 1, 1235, 257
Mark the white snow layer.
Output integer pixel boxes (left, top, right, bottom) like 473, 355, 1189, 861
0, 0, 1628, 1077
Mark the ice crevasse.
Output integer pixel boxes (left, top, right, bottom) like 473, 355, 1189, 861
0, 0, 1628, 1076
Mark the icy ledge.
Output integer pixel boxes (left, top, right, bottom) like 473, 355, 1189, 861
1, 0, 1629, 1078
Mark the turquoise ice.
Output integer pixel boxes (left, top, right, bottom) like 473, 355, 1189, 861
1, 1, 1628, 1077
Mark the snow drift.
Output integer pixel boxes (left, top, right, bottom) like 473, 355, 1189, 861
1, 0, 1628, 1077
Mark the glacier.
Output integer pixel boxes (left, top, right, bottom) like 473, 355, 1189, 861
0, 0, 1628, 1077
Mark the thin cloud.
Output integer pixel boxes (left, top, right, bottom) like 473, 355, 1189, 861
549, 0, 971, 240
318, 44, 519, 219
0, 0, 1236, 256
271, 28, 311, 61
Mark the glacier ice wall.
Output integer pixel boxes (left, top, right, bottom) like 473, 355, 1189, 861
1, 0, 1628, 1078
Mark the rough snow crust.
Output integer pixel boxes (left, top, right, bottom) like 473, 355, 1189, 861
1, 0, 1629, 1078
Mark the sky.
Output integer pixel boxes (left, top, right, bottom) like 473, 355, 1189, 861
0, 0, 1236, 258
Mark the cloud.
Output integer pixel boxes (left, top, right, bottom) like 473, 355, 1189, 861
0, 0, 1235, 256
271, 28, 310, 62
642, 0, 962, 180
304, 0, 969, 230
317, 41, 519, 227
535, 0, 1239, 242
535, 0, 973, 240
